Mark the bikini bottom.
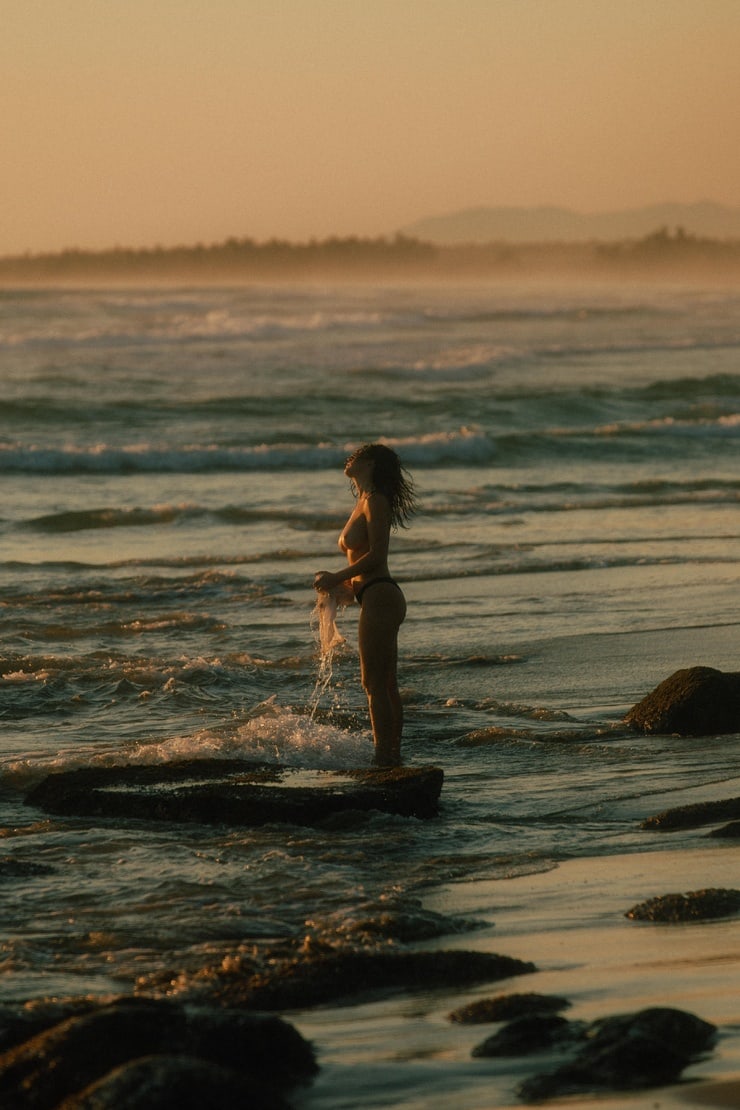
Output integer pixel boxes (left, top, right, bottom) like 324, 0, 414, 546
354, 577, 402, 606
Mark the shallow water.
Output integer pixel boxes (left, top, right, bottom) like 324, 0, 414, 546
0, 279, 738, 1102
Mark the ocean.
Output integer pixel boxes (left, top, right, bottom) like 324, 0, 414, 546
1, 279, 739, 1107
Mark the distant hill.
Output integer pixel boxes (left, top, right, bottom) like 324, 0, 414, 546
401, 201, 740, 244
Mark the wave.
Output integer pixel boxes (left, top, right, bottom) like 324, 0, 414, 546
593, 413, 740, 438
488, 412, 740, 464
537, 335, 740, 361
0, 427, 493, 475
420, 302, 667, 325
2, 704, 373, 790
423, 476, 740, 518
23, 504, 338, 534
0, 302, 393, 351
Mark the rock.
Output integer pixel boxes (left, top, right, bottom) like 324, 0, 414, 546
624, 666, 740, 735
449, 992, 570, 1024
0, 997, 316, 1110
626, 888, 740, 923
586, 1008, 716, 1059
0, 857, 56, 880
710, 820, 740, 838
194, 948, 536, 1011
642, 796, 740, 830
472, 1014, 574, 1057
306, 901, 479, 947
0, 998, 103, 1055
517, 1006, 716, 1102
24, 759, 444, 827
56, 1055, 287, 1110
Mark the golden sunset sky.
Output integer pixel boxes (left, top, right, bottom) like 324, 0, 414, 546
4, 0, 740, 254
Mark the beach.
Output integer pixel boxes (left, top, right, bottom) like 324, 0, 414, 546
0, 279, 738, 1105
294, 845, 740, 1109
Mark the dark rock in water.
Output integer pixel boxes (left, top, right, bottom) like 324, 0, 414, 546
197, 948, 536, 1011
624, 666, 740, 735
472, 1014, 574, 1057
642, 796, 740, 830
0, 856, 56, 880
626, 888, 740, 923
710, 820, 740, 838
57, 1054, 287, 1110
0, 998, 103, 1055
24, 759, 444, 827
0, 997, 316, 1110
307, 900, 480, 947
449, 992, 571, 1024
517, 1006, 716, 1102
586, 1007, 716, 1059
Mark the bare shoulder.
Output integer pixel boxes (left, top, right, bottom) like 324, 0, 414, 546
365, 490, 391, 519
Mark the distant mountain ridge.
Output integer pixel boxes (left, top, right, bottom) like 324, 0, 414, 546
401, 201, 740, 244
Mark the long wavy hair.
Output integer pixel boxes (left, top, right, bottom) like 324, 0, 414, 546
347, 443, 417, 529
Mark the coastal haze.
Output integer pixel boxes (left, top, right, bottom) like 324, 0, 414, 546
4, 0, 740, 255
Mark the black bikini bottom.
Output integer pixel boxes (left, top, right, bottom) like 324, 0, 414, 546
354, 577, 402, 605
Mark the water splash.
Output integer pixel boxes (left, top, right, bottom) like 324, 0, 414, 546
307, 590, 348, 721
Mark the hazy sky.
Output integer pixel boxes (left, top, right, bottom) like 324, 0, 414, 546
4, 0, 740, 253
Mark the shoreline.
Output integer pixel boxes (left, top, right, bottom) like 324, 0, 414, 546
295, 843, 740, 1108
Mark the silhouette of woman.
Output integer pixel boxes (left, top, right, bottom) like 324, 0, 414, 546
314, 444, 416, 766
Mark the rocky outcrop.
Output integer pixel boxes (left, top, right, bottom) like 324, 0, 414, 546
625, 667, 740, 735
473, 1014, 574, 1057
449, 992, 570, 1025
516, 1007, 716, 1102
24, 759, 444, 827
58, 1055, 283, 1110
641, 795, 740, 830
179, 948, 536, 1011
626, 888, 740, 923
0, 946, 536, 1105
0, 997, 316, 1110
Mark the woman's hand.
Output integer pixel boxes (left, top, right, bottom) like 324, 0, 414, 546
313, 570, 339, 593
313, 572, 355, 606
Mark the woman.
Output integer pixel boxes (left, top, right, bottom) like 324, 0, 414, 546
313, 443, 416, 767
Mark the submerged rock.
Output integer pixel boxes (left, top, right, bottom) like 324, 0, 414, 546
472, 1014, 574, 1057
626, 888, 740, 923
517, 1006, 716, 1102
0, 997, 316, 1110
710, 820, 740, 838
0, 857, 55, 880
192, 948, 536, 1011
306, 901, 480, 947
449, 992, 571, 1024
624, 666, 740, 735
642, 795, 740, 830
57, 1055, 287, 1110
24, 759, 444, 827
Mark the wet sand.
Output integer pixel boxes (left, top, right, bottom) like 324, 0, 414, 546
295, 843, 740, 1109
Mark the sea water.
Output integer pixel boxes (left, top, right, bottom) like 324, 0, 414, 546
0, 280, 739, 1098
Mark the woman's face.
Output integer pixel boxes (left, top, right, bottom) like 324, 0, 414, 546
344, 451, 374, 486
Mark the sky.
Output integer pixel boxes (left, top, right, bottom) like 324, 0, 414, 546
4, 0, 740, 254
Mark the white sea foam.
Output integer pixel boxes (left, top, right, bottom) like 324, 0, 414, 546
127, 708, 371, 769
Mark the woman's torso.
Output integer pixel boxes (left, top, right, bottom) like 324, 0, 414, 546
338, 499, 390, 587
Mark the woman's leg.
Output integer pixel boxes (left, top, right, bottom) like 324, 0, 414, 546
358, 585, 406, 766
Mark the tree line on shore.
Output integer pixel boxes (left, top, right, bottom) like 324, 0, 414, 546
2, 226, 740, 282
